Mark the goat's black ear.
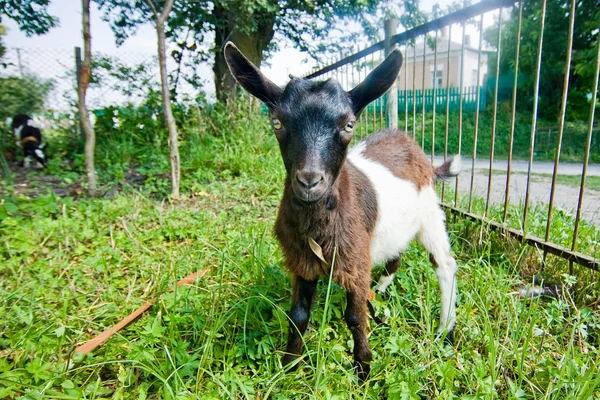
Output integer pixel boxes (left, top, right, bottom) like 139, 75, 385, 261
224, 42, 282, 107
348, 49, 403, 116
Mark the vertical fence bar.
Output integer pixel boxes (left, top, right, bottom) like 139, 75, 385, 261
431, 29, 439, 163
372, 51, 376, 134
358, 59, 362, 137
571, 34, 600, 263
503, 0, 524, 223
363, 59, 367, 136
467, 15, 485, 212
454, 18, 466, 207
379, 49, 384, 131
346, 52, 351, 90
543, 0, 576, 258
421, 36, 427, 149
442, 25, 452, 201
484, 9, 503, 218
412, 42, 417, 140
404, 43, 409, 133
522, 0, 547, 234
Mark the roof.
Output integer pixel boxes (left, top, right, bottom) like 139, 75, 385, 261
401, 38, 494, 58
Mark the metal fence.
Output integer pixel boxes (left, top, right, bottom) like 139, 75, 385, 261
302, 0, 600, 273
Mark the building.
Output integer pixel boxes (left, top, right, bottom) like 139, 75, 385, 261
398, 31, 490, 91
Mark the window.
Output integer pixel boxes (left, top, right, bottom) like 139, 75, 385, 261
431, 70, 443, 87
471, 69, 479, 86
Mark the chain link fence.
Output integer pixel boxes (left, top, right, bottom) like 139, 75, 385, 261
0, 47, 161, 118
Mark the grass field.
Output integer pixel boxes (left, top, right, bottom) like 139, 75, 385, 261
1, 106, 599, 398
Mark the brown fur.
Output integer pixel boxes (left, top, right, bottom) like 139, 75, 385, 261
274, 163, 376, 296
361, 129, 435, 190
20, 136, 39, 146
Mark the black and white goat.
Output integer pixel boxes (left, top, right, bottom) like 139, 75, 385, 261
8, 114, 47, 168
225, 43, 461, 380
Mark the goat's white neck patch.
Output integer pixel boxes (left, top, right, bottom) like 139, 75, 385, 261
14, 125, 24, 139
35, 149, 45, 160
27, 119, 40, 128
347, 143, 421, 265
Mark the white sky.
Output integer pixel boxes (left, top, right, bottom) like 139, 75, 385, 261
2, 0, 495, 100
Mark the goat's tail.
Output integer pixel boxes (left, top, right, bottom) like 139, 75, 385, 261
434, 155, 461, 181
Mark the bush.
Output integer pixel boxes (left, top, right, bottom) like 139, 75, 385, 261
0, 75, 53, 123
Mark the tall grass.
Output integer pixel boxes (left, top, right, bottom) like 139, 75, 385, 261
0, 103, 599, 398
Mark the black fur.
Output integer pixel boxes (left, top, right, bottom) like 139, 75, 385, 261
11, 114, 47, 168
224, 42, 402, 206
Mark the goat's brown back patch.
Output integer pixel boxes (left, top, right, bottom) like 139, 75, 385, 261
359, 129, 434, 190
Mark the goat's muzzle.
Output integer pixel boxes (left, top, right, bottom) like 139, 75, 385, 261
293, 169, 326, 204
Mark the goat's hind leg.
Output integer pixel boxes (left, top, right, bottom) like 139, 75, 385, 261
374, 256, 400, 294
418, 199, 458, 345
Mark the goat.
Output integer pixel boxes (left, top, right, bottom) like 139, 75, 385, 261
9, 114, 47, 168
225, 42, 461, 380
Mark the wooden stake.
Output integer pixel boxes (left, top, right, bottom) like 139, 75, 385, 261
74, 269, 208, 355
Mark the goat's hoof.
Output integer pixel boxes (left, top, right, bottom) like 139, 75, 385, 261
444, 329, 454, 346
436, 329, 455, 346
282, 354, 301, 371
355, 360, 371, 381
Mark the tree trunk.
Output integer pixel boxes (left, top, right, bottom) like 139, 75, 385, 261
79, 0, 97, 195
156, 17, 180, 200
213, 5, 275, 103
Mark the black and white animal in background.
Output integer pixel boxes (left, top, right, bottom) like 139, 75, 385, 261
225, 42, 462, 380
8, 114, 47, 168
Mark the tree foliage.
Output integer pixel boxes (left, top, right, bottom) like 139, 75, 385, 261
484, 0, 600, 120
0, 0, 59, 36
94, 0, 389, 101
0, 24, 5, 60
0, 75, 52, 123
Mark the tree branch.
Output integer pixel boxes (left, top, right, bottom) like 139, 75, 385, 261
143, 0, 159, 20
159, 0, 175, 23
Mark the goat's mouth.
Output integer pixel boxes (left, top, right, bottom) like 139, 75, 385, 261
291, 184, 328, 206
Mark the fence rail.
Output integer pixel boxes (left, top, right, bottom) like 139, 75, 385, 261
303, 0, 600, 273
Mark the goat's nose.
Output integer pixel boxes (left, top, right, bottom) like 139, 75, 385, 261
295, 170, 324, 190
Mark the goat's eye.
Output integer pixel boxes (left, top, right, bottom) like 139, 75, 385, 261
272, 118, 282, 130
344, 122, 354, 132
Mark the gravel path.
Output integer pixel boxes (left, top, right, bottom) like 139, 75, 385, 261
436, 157, 600, 226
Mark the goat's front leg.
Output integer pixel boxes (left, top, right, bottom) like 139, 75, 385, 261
346, 291, 372, 381
282, 275, 317, 370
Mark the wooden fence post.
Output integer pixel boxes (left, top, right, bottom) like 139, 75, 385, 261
384, 18, 399, 129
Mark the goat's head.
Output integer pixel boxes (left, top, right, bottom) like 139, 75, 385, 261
225, 42, 402, 204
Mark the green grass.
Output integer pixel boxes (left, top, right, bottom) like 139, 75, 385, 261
1, 105, 600, 398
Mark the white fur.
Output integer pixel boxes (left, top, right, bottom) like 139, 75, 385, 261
348, 145, 420, 265
24, 156, 31, 168
34, 149, 45, 160
14, 125, 24, 146
27, 119, 40, 128
375, 274, 395, 293
449, 155, 462, 175
417, 186, 458, 333
348, 144, 458, 334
